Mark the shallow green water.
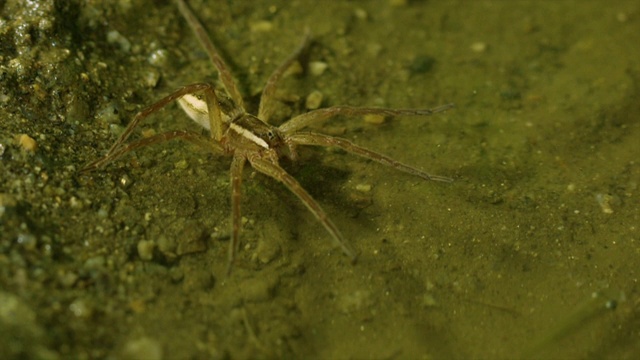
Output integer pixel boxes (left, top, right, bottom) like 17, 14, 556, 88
1, 0, 638, 359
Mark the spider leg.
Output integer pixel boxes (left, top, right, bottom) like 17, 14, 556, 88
81, 83, 221, 172
176, 85, 225, 141
248, 156, 357, 261
176, 0, 245, 109
279, 103, 454, 134
288, 132, 453, 182
81, 130, 222, 173
108, 84, 213, 153
227, 155, 246, 275
258, 29, 311, 123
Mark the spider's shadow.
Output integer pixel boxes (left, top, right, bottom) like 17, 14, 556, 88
252, 149, 359, 217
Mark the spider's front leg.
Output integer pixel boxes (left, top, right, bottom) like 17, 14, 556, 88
176, 0, 244, 109
258, 29, 311, 123
288, 132, 453, 183
278, 103, 454, 134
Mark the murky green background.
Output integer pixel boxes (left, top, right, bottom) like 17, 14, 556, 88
1, 0, 638, 359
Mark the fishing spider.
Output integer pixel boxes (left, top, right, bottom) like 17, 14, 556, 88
82, 0, 454, 274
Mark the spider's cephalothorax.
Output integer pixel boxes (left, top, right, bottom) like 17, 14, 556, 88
225, 115, 287, 154
82, 0, 454, 275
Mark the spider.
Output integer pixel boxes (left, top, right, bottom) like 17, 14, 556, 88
82, 0, 454, 274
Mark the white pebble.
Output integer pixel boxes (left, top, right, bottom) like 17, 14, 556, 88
250, 20, 273, 33
363, 114, 385, 124
137, 240, 155, 261
107, 30, 131, 52
309, 61, 328, 76
122, 337, 163, 360
354, 8, 368, 20
470, 41, 487, 53
355, 183, 372, 192
305, 90, 324, 110
147, 48, 169, 67
142, 68, 160, 88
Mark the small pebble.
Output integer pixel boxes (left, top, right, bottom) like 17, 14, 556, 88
83, 256, 105, 271
616, 12, 628, 23
16, 134, 37, 152
470, 41, 487, 53
142, 68, 160, 88
256, 241, 281, 265
595, 193, 618, 214
355, 183, 372, 193
121, 337, 163, 360
147, 48, 169, 67
157, 235, 176, 256
175, 228, 207, 256
422, 294, 438, 307
119, 174, 133, 188
141, 128, 156, 138
107, 30, 131, 52
69, 196, 83, 210
174, 159, 188, 170
137, 240, 155, 261
59, 271, 79, 288
0, 194, 17, 217
96, 103, 121, 125
305, 90, 323, 110
363, 114, 385, 124
354, 8, 368, 20
250, 20, 273, 33
169, 267, 184, 283
69, 298, 92, 318
309, 61, 328, 76
16, 233, 37, 251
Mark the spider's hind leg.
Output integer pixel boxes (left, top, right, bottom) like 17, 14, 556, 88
226, 156, 247, 275
81, 83, 220, 172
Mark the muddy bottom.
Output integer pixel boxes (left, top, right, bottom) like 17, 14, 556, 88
1, 0, 639, 359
